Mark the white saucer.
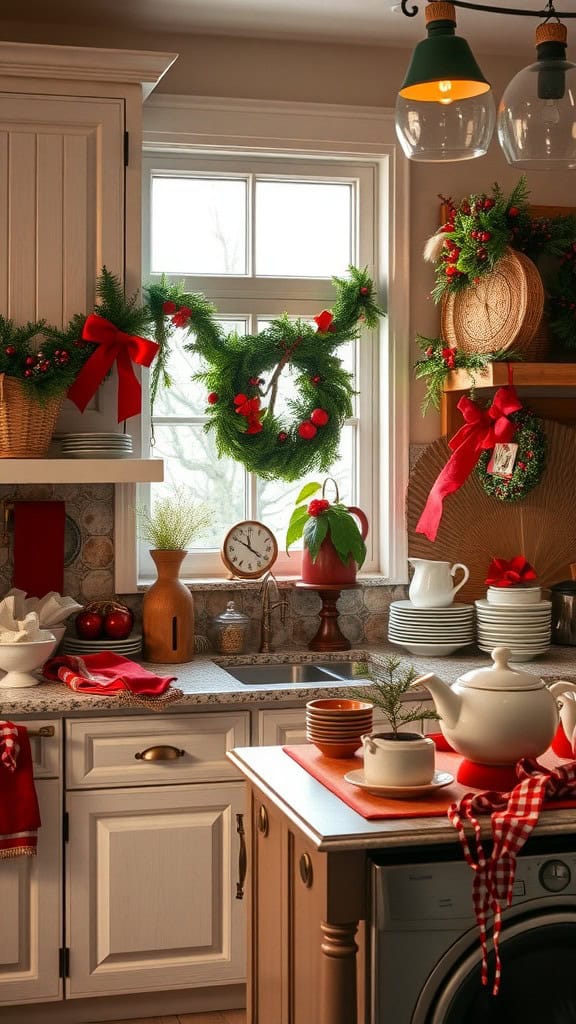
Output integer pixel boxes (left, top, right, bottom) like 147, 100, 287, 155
343, 769, 455, 799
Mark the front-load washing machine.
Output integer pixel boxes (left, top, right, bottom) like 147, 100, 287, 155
371, 840, 576, 1024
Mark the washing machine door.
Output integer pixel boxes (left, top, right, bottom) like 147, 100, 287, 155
414, 910, 576, 1024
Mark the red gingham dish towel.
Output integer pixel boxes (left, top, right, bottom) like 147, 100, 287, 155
447, 758, 576, 996
0, 721, 41, 858
43, 653, 182, 710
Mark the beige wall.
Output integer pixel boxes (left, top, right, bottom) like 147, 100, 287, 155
1, 20, 573, 442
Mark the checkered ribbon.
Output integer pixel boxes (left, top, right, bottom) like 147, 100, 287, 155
0, 720, 19, 771
447, 759, 576, 996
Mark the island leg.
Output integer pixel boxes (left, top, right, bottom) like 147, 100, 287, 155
320, 919, 359, 1024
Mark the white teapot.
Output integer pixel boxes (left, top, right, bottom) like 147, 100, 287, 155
413, 648, 576, 765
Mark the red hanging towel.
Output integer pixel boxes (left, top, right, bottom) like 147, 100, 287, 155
12, 501, 66, 599
0, 722, 41, 858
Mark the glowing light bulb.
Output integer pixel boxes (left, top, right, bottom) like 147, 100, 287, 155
438, 80, 453, 95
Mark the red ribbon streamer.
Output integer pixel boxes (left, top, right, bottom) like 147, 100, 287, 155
68, 314, 159, 423
416, 386, 522, 542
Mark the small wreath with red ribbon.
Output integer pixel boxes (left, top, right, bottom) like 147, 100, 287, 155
146, 266, 385, 482
476, 409, 547, 502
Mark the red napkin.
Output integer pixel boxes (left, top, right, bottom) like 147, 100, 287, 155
43, 653, 181, 707
0, 722, 41, 858
12, 501, 66, 598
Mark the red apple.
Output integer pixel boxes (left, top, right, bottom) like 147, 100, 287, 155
104, 608, 133, 640
75, 610, 104, 640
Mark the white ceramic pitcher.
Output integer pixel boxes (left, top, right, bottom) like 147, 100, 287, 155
408, 558, 470, 609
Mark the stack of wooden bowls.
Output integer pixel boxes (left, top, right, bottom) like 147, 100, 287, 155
306, 697, 374, 758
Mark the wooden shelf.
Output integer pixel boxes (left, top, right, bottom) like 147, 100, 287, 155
0, 458, 164, 484
441, 362, 576, 437
443, 362, 576, 392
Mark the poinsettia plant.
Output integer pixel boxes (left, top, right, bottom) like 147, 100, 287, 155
286, 480, 367, 567
485, 556, 537, 588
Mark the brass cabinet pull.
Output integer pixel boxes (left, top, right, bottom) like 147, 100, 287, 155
134, 745, 185, 761
257, 804, 269, 836
28, 726, 55, 738
236, 813, 247, 900
299, 852, 313, 888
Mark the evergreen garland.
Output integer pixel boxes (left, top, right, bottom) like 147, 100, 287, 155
0, 315, 92, 403
477, 409, 546, 502
413, 336, 521, 415
146, 266, 385, 482
546, 243, 576, 350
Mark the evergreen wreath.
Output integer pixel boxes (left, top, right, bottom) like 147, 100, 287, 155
145, 266, 385, 482
413, 336, 521, 415
476, 409, 546, 503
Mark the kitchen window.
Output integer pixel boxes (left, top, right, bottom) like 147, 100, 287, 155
115, 97, 409, 590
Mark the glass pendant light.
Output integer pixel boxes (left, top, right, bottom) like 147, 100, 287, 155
498, 21, 576, 169
395, 1, 495, 161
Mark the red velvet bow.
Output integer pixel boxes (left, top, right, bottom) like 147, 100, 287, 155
68, 314, 159, 423
485, 556, 537, 587
416, 386, 522, 542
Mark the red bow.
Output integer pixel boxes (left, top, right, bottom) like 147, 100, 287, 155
416, 386, 522, 542
485, 556, 537, 587
68, 314, 159, 423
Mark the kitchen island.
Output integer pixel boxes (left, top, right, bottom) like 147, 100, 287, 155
228, 744, 576, 1024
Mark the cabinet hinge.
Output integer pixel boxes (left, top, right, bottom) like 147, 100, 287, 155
124, 130, 129, 167
59, 947, 70, 979
63, 811, 69, 843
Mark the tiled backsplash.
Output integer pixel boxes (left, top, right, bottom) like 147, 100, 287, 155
0, 484, 408, 651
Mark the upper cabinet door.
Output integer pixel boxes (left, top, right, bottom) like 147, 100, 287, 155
0, 93, 125, 431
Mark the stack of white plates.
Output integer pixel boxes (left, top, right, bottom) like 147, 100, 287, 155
475, 599, 552, 662
62, 634, 143, 657
388, 600, 475, 656
59, 433, 133, 459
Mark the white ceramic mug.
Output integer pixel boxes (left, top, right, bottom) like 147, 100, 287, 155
408, 558, 470, 609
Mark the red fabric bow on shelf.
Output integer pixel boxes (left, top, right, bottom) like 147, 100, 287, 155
416, 386, 522, 542
68, 314, 159, 423
485, 556, 537, 588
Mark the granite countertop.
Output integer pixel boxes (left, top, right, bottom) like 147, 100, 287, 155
2, 642, 576, 716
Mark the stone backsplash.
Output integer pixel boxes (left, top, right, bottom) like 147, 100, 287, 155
0, 484, 408, 652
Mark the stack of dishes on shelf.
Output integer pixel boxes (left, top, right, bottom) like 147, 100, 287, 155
306, 697, 373, 758
58, 433, 133, 459
62, 634, 143, 658
387, 600, 475, 657
475, 586, 551, 662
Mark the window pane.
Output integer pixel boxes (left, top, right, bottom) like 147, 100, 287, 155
255, 180, 353, 278
258, 426, 355, 546
151, 176, 247, 275
153, 320, 248, 418
151, 424, 245, 549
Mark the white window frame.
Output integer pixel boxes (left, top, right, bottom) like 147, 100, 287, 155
115, 96, 410, 591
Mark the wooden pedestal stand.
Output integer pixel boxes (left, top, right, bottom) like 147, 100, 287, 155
296, 582, 358, 652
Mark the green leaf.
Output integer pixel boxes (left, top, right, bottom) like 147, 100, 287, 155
326, 510, 367, 567
294, 481, 321, 506
303, 515, 328, 561
285, 505, 310, 551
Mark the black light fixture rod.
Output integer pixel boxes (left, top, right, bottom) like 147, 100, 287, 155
400, 0, 576, 17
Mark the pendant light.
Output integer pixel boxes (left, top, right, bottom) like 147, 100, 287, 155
395, 1, 495, 162
498, 21, 576, 169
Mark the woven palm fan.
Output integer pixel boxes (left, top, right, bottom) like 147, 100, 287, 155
407, 418, 576, 603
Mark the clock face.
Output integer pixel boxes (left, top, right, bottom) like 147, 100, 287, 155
221, 521, 278, 579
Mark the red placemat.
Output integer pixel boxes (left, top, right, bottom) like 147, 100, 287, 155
282, 744, 576, 820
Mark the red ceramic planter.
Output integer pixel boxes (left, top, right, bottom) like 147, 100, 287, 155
301, 507, 369, 586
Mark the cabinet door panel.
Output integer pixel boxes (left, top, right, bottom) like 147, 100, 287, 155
67, 782, 246, 997
0, 93, 125, 431
0, 779, 62, 1005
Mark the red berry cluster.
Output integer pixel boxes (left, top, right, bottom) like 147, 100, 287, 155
441, 346, 456, 369
23, 351, 53, 378
307, 498, 330, 517
163, 300, 192, 328
297, 407, 330, 441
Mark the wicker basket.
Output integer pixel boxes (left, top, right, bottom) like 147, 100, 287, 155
0, 375, 64, 458
441, 249, 550, 361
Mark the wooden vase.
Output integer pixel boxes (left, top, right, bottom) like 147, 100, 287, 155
142, 549, 194, 664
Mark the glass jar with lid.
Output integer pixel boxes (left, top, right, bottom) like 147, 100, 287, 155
211, 600, 250, 654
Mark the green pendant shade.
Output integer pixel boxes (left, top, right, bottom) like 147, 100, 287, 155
400, 1, 491, 103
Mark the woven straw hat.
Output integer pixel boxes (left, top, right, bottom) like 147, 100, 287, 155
441, 249, 547, 359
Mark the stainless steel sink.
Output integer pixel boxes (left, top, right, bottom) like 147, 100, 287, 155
224, 660, 368, 686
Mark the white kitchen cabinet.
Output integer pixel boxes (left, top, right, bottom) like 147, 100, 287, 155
0, 721, 62, 1006
65, 712, 249, 998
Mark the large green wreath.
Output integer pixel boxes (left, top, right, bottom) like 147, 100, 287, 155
476, 409, 546, 502
145, 266, 385, 482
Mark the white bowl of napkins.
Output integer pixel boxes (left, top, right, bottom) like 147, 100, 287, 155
0, 591, 81, 688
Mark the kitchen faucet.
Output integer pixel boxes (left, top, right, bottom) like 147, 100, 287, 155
258, 571, 288, 653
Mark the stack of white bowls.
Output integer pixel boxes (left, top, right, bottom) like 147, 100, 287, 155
388, 600, 475, 657
475, 586, 551, 662
305, 698, 373, 759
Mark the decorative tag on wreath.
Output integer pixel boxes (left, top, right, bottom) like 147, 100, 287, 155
487, 442, 518, 479
477, 409, 546, 502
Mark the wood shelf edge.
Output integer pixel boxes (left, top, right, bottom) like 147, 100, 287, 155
0, 458, 164, 484
442, 362, 576, 393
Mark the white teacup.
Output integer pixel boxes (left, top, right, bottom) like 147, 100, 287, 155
361, 733, 435, 787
